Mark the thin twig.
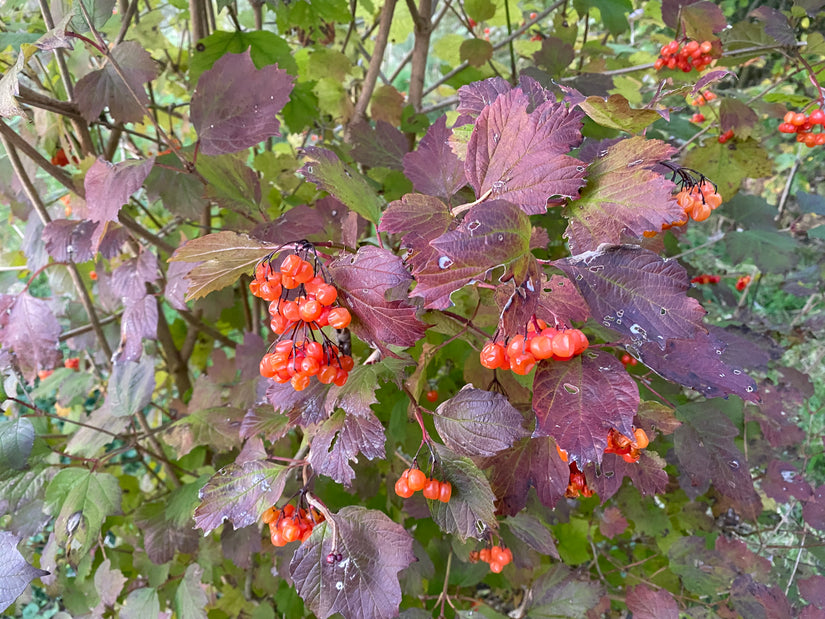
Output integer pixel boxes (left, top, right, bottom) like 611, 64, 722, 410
350, 0, 398, 128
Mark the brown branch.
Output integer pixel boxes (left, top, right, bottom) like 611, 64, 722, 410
408, 0, 433, 112
155, 297, 192, 396
176, 307, 237, 348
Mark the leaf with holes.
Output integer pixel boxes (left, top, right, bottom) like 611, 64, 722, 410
427, 444, 496, 541
402, 116, 466, 199
328, 246, 427, 356
290, 506, 415, 619
563, 138, 684, 253
554, 245, 706, 349
169, 231, 274, 301
411, 200, 533, 309
434, 385, 529, 457
465, 87, 586, 214
0, 532, 49, 613
191, 49, 293, 155
533, 350, 638, 464
193, 460, 288, 535
307, 409, 386, 487
585, 451, 669, 503
84, 157, 155, 225
378, 193, 453, 274
536, 274, 590, 327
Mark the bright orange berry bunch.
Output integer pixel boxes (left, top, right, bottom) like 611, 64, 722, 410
778, 109, 825, 147
674, 181, 722, 223
480, 321, 589, 376
394, 467, 452, 503
262, 503, 325, 547
654, 39, 715, 72
252, 251, 354, 390
469, 545, 513, 573
691, 274, 721, 285
604, 427, 650, 463
735, 275, 751, 291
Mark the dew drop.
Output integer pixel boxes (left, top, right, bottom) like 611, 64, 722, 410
497, 233, 504, 242
492, 133, 500, 144
335, 581, 344, 591
728, 460, 739, 470
331, 210, 337, 216
627, 159, 643, 167
599, 149, 609, 157
745, 386, 754, 392
492, 180, 506, 193
438, 256, 453, 269
575, 274, 583, 281
563, 383, 580, 394
209, 124, 214, 128
526, 279, 535, 292
732, 369, 741, 375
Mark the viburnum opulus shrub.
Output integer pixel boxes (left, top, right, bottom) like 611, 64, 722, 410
1, 1, 825, 618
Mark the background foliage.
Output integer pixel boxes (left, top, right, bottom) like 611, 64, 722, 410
1, 0, 825, 617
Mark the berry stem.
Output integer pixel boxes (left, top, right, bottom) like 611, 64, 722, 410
305, 492, 338, 552
402, 384, 432, 443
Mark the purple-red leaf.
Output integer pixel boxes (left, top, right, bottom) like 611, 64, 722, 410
750, 6, 796, 46
266, 380, 329, 427
85, 157, 155, 226
585, 451, 669, 503
731, 575, 793, 619
504, 512, 559, 558
803, 485, 825, 531
117, 294, 158, 363
681, 1, 728, 42
536, 274, 591, 327
328, 246, 427, 356
482, 436, 569, 516
599, 506, 629, 538
42, 219, 96, 263
402, 116, 467, 199
527, 564, 604, 617
74, 41, 159, 124
434, 385, 529, 457
0, 292, 60, 380
411, 200, 533, 309
563, 138, 684, 252
465, 88, 586, 214
634, 330, 759, 402
112, 249, 159, 301
378, 193, 452, 274
191, 49, 293, 155
554, 245, 707, 349
193, 460, 288, 535
427, 444, 497, 541
307, 409, 386, 487
169, 231, 274, 301
625, 585, 679, 619
674, 403, 761, 516
457, 77, 511, 116
798, 575, 825, 608
762, 460, 812, 504
349, 120, 409, 170
533, 350, 638, 464
0, 531, 49, 613
290, 506, 415, 619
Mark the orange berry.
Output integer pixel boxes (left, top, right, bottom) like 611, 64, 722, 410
480, 342, 506, 369
316, 284, 338, 306
510, 352, 536, 375
633, 428, 650, 449
551, 332, 575, 358
328, 307, 351, 329
295, 260, 314, 284
529, 334, 554, 360
395, 477, 414, 498
489, 561, 504, 573
438, 481, 452, 503
423, 478, 440, 500
407, 468, 426, 492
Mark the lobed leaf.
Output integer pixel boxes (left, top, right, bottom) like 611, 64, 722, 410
307, 409, 386, 487
349, 120, 409, 170
42, 219, 97, 263
527, 564, 604, 618
290, 506, 415, 619
193, 459, 288, 535
378, 193, 453, 274
402, 116, 467, 199
625, 585, 679, 619
84, 157, 155, 226
433, 385, 529, 457
533, 350, 638, 464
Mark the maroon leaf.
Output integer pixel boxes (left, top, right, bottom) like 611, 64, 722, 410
762, 460, 812, 504
456, 77, 511, 116
427, 444, 497, 541
674, 403, 761, 515
349, 120, 409, 170
190, 49, 293, 156
798, 575, 825, 608
135, 502, 199, 565
266, 380, 329, 427
731, 575, 793, 619
42, 219, 96, 263
434, 385, 529, 457
411, 200, 533, 309
0, 292, 60, 380
193, 460, 288, 535
144, 154, 208, 220
482, 436, 569, 516
715, 536, 772, 581
554, 245, 707, 349
533, 350, 638, 464
586, 451, 669, 503
634, 331, 759, 403
328, 246, 427, 356
803, 485, 825, 531
494, 263, 543, 335
625, 585, 679, 619
635, 401, 681, 436
708, 324, 780, 372
692, 70, 736, 95
378, 193, 452, 274
164, 261, 195, 311
290, 506, 415, 619
221, 522, 262, 570
117, 294, 158, 363
307, 409, 386, 487
599, 506, 628, 538
239, 406, 290, 442
681, 1, 728, 41
668, 536, 738, 594
720, 98, 760, 140
74, 41, 159, 124
0, 531, 49, 613
563, 138, 683, 252
98, 225, 130, 259
750, 6, 796, 46
504, 512, 559, 558
536, 274, 590, 327
112, 249, 159, 300
252, 197, 365, 247
84, 157, 155, 225
748, 378, 805, 448
402, 116, 467, 199
465, 87, 586, 214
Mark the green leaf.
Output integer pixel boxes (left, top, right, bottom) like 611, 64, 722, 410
106, 357, 156, 417
584, 0, 633, 36
460, 39, 493, 68
554, 517, 591, 565
189, 30, 297, 83
578, 94, 661, 133
44, 469, 121, 561
0, 417, 34, 470
725, 229, 800, 273
121, 587, 160, 619
0, 51, 26, 118
175, 564, 208, 619
70, 0, 115, 33
682, 138, 772, 200
465, 0, 496, 21
527, 564, 604, 618
197, 153, 263, 216
166, 475, 211, 528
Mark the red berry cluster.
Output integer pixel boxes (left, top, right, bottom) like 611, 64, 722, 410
51, 148, 77, 167
718, 129, 735, 144
778, 109, 825, 147
469, 545, 513, 573
735, 275, 751, 291
654, 39, 715, 72
480, 320, 588, 376
63, 357, 80, 370
692, 91, 717, 106
262, 503, 324, 547
691, 274, 721, 285
251, 252, 353, 391
604, 427, 650, 463
674, 181, 722, 223
620, 353, 638, 367
690, 113, 705, 123
394, 467, 452, 503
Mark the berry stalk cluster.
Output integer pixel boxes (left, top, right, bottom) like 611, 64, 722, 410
469, 545, 513, 573
394, 467, 452, 503
480, 320, 589, 376
691, 274, 721, 285
778, 109, 825, 147
646, 166, 722, 237
251, 249, 354, 391
654, 39, 716, 72
262, 503, 325, 547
